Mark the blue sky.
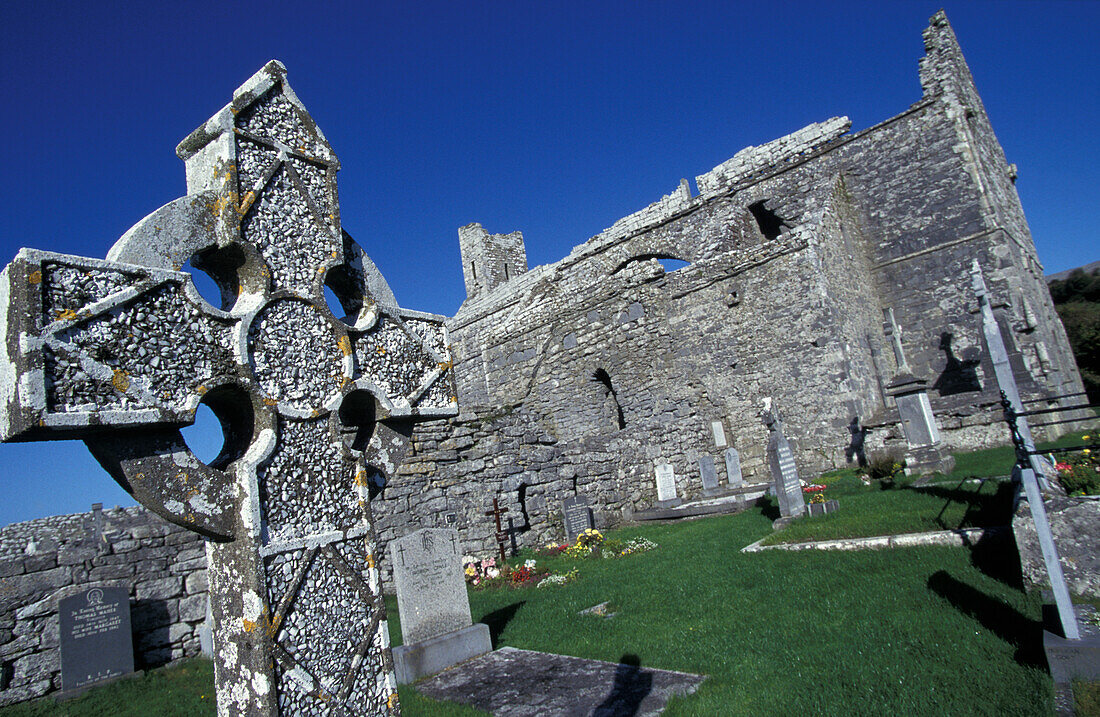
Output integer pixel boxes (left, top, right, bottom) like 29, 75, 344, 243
1, 0, 1097, 527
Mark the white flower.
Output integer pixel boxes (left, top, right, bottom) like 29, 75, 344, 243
524, 559, 536, 569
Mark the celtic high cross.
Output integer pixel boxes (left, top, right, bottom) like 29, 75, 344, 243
0, 61, 457, 715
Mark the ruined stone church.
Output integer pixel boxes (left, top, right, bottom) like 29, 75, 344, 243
372, 12, 1085, 561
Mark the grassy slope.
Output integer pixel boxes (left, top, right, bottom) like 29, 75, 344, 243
9, 435, 1085, 716
392, 508, 1051, 716
0, 658, 215, 717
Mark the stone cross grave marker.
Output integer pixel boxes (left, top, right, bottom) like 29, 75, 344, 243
562, 495, 594, 542
59, 586, 134, 693
724, 447, 743, 489
484, 498, 510, 565
762, 400, 804, 519
654, 463, 677, 503
1, 61, 457, 715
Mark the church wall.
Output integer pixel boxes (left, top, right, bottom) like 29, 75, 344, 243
368, 12, 1086, 580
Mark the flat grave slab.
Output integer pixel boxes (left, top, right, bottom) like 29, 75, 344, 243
415, 646, 704, 716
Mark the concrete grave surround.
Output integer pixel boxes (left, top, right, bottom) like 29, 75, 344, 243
1, 60, 457, 715
414, 646, 705, 717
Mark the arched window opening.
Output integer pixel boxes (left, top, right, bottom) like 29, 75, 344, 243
591, 368, 626, 430
747, 199, 789, 241
611, 253, 691, 275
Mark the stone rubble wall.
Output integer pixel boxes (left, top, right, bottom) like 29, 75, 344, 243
0, 506, 208, 706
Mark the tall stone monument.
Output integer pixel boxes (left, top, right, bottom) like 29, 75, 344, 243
762, 398, 804, 523
882, 308, 954, 475
1, 61, 457, 715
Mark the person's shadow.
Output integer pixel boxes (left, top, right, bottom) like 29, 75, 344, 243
845, 416, 869, 467
932, 332, 981, 396
592, 654, 653, 716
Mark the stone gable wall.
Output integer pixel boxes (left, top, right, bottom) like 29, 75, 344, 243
0, 506, 208, 706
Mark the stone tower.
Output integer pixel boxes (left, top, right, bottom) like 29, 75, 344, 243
458, 222, 527, 299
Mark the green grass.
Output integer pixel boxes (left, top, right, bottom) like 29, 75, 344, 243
944, 428, 1093, 481
0, 658, 215, 716
758, 429, 1097, 547
1075, 680, 1100, 716
2, 510, 1055, 716
409, 509, 1052, 716
10, 435, 1091, 716
759, 473, 1015, 545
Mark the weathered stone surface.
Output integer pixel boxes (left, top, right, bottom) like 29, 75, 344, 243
415, 646, 705, 717
364, 11, 1086, 584
2, 61, 455, 714
1014, 495, 1100, 598
390, 529, 469, 645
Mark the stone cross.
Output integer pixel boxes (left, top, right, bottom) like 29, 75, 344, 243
882, 307, 911, 374
0, 61, 457, 715
972, 261, 1078, 640
484, 498, 510, 565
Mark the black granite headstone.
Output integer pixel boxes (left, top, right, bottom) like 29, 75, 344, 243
59, 586, 134, 692
562, 495, 595, 542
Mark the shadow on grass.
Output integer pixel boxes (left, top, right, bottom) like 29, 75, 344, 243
967, 529, 1026, 590
593, 654, 652, 717
757, 495, 780, 522
913, 479, 1015, 530
480, 601, 525, 648
928, 570, 1045, 669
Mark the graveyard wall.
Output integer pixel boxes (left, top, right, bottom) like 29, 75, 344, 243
0, 506, 208, 706
370, 12, 1086, 575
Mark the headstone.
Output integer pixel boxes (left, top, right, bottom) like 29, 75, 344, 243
699, 456, 719, 494
0, 62, 459, 714
562, 495, 594, 542
724, 447, 743, 489
710, 421, 727, 448
59, 586, 134, 693
894, 389, 939, 447
389, 528, 491, 684
762, 400, 804, 520
391, 529, 469, 644
883, 307, 954, 475
654, 463, 677, 503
